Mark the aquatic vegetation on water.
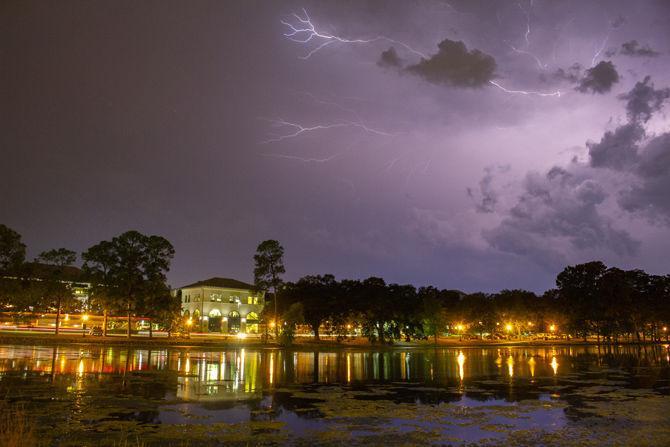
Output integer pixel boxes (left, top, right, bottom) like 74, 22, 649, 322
1, 344, 670, 445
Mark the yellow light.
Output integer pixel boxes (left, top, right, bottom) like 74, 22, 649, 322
237, 332, 247, 339
82, 314, 89, 322
664, 327, 668, 332
505, 324, 513, 332
551, 356, 559, 375
346, 324, 351, 330
457, 351, 465, 382
186, 318, 193, 327
270, 320, 276, 328
456, 324, 464, 331
549, 324, 556, 332
527, 322, 533, 326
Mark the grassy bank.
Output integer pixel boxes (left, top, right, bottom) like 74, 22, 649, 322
1, 330, 667, 350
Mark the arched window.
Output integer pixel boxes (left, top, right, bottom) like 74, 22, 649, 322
183, 310, 190, 318
228, 310, 241, 334
208, 309, 222, 332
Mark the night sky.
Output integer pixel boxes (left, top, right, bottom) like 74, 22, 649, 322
3, 1, 670, 292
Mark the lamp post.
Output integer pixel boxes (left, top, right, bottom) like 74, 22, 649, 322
82, 314, 89, 338
186, 317, 193, 337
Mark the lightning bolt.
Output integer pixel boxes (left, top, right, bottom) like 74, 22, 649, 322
261, 153, 340, 163
508, 44, 548, 70
489, 80, 562, 97
508, 1, 548, 70
281, 8, 428, 60
590, 32, 610, 67
517, 1, 532, 47
260, 118, 394, 144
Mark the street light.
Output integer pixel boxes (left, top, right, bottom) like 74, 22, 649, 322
82, 314, 89, 338
549, 324, 556, 333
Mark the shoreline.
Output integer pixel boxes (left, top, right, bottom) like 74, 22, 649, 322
1, 331, 667, 350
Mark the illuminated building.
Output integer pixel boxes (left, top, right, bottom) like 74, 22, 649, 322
177, 277, 265, 334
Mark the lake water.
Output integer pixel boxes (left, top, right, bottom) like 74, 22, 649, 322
1, 343, 669, 446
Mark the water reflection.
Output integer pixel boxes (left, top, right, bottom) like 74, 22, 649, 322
1, 344, 669, 402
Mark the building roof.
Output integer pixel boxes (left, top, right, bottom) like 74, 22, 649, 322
179, 277, 258, 291
19, 262, 89, 283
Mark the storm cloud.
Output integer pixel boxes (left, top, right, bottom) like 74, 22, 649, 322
619, 76, 670, 122
576, 61, 620, 94
620, 40, 660, 57
484, 166, 638, 266
378, 47, 403, 68
405, 39, 496, 88
588, 123, 644, 170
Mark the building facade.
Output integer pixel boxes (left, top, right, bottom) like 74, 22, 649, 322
178, 277, 265, 334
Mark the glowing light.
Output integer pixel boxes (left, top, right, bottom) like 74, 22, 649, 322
528, 357, 536, 377
456, 324, 464, 332
549, 324, 556, 333
489, 80, 561, 97
505, 323, 513, 332
82, 314, 89, 322
186, 318, 193, 327
281, 8, 427, 60
457, 351, 465, 382
507, 355, 514, 377
237, 332, 247, 340
270, 320, 276, 328
347, 353, 351, 383
551, 356, 559, 375
663, 327, 667, 332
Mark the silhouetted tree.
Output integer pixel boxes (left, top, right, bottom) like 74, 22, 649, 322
254, 240, 285, 338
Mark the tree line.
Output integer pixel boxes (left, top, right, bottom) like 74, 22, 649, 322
274, 265, 670, 344
2, 225, 669, 344
0, 224, 179, 337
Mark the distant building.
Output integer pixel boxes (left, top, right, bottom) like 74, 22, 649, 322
177, 277, 265, 334
0, 262, 91, 309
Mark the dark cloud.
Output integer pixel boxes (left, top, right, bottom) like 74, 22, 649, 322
405, 39, 496, 88
584, 77, 670, 222
549, 63, 582, 84
588, 123, 644, 170
618, 132, 670, 222
619, 76, 670, 122
620, 40, 660, 57
576, 61, 620, 94
483, 168, 639, 263
467, 166, 508, 213
378, 46, 403, 68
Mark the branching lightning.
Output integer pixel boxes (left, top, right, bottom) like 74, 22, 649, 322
489, 80, 562, 97
518, 2, 532, 47
509, 1, 548, 70
281, 9, 428, 60
261, 153, 340, 163
260, 118, 394, 144
508, 44, 548, 70
590, 32, 610, 67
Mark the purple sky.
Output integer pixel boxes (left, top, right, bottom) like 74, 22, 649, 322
3, 1, 670, 292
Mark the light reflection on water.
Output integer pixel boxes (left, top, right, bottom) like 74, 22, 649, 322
1, 344, 670, 444
0, 344, 669, 401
